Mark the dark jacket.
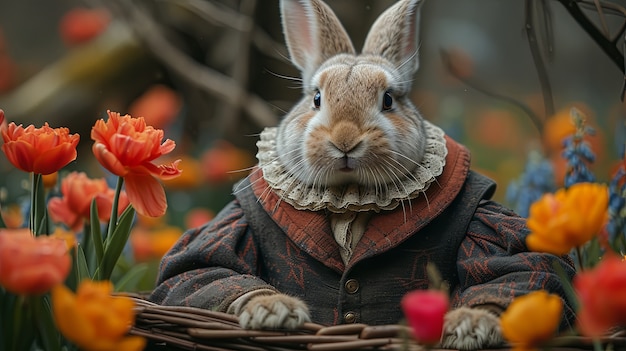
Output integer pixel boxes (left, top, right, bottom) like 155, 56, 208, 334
150, 137, 576, 327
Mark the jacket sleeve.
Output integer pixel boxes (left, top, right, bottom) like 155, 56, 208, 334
149, 200, 277, 312
452, 200, 577, 328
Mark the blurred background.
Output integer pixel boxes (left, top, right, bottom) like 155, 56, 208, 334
0, 0, 625, 288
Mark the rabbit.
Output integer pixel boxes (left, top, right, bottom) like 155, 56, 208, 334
235, 0, 505, 349
151, 0, 574, 348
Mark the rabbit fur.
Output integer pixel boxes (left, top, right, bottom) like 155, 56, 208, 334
237, 0, 505, 350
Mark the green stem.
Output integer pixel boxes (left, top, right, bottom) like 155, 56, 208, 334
551, 259, 580, 312
30, 173, 48, 236
105, 177, 124, 243
592, 338, 604, 351
29, 173, 36, 233
576, 246, 585, 271
0, 203, 6, 229
31, 295, 61, 351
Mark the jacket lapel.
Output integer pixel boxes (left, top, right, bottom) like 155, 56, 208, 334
249, 136, 470, 273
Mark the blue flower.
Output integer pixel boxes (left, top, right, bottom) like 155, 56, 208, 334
506, 151, 556, 217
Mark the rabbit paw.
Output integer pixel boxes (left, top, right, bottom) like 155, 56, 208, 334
238, 294, 311, 329
440, 307, 504, 350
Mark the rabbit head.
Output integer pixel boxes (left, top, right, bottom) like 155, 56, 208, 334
277, 0, 428, 189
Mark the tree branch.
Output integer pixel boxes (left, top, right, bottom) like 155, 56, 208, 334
557, 0, 625, 73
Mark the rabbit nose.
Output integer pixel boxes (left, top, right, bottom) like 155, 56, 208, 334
329, 122, 362, 154
330, 139, 362, 155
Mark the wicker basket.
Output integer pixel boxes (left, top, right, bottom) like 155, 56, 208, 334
127, 296, 626, 351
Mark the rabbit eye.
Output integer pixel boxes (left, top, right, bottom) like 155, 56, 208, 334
313, 91, 321, 109
382, 91, 393, 111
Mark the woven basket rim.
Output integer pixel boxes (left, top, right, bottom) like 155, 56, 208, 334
123, 294, 626, 351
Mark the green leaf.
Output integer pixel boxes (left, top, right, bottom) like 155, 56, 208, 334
99, 206, 136, 280
583, 238, 602, 269
11, 295, 35, 351
65, 250, 79, 291
75, 245, 91, 283
0, 288, 17, 351
89, 200, 104, 279
114, 263, 149, 292
32, 295, 62, 351
551, 259, 579, 312
105, 177, 125, 240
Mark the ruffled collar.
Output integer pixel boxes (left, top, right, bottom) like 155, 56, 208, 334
256, 120, 448, 213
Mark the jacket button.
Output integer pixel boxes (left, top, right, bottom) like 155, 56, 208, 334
345, 279, 359, 294
344, 312, 357, 323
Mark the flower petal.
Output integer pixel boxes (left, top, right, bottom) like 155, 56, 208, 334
48, 197, 83, 231
93, 143, 128, 176
124, 172, 167, 217
52, 284, 97, 346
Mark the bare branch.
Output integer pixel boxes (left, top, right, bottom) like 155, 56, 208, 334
440, 49, 544, 134
108, 0, 279, 128
525, 0, 555, 117
558, 0, 625, 73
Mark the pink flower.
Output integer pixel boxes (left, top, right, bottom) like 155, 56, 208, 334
401, 290, 449, 345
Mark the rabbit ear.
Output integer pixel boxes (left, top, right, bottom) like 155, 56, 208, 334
362, 0, 423, 80
280, 0, 355, 85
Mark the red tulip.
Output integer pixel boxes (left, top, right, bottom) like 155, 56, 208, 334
401, 289, 449, 345
59, 8, 110, 46
1, 122, 80, 175
91, 111, 181, 217
574, 254, 626, 337
128, 85, 181, 130
48, 172, 130, 231
0, 229, 71, 295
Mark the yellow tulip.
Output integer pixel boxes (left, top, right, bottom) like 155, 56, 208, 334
500, 291, 563, 351
526, 182, 608, 255
51, 281, 145, 351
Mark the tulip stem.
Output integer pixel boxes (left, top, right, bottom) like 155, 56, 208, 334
106, 177, 124, 241
551, 259, 580, 312
592, 339, 604, 351
575, 246, 585, 271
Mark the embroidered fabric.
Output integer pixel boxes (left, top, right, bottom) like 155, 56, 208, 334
256, 120, 448, 214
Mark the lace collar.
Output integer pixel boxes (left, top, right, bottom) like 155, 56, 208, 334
256, 120, 448, 213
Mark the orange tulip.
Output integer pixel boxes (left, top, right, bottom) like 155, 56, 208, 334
59, 8, 110, 46
50, 227, 77, 250
0, 229, 71, 295
52, 280, 146, 351
526, 183, 608, 255
162, 155, 202, 190
131, 225, 182, 262
0, 203, 24, 229
201, 140, 254, 184
91, 111, 181, 217
574, 255, 626, 337
184, 208, 215, 228
128, 85, 181, 130
42, 172, 59, 189
48, 172, 130, 231
500, 291, 563, 351
0, 109, 4, 126
542, 108, 577, 155
1, 122, 80, 175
